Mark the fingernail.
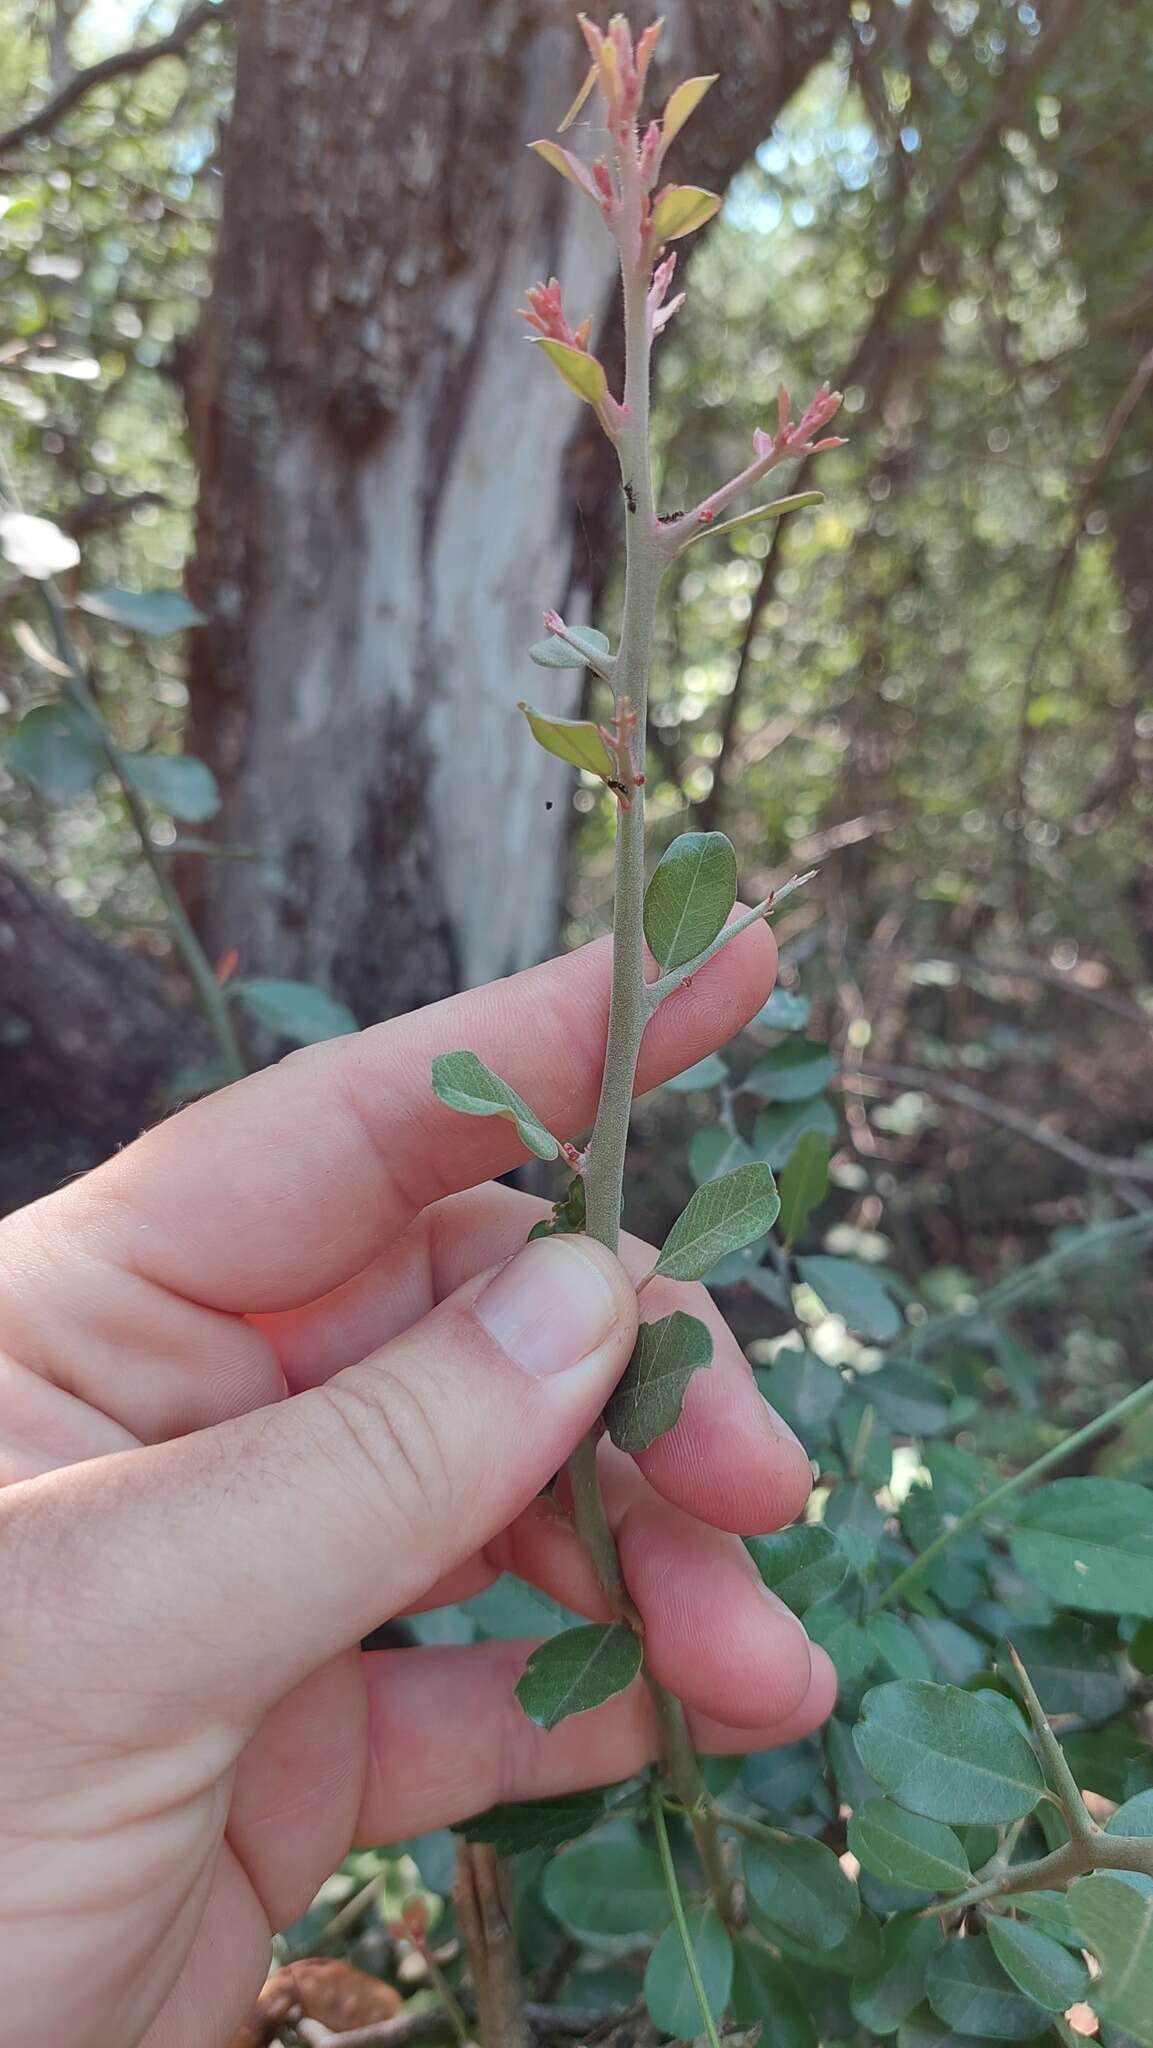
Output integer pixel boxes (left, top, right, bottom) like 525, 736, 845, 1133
476, 1236, 623, 1377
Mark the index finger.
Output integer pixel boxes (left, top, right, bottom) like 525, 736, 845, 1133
55, 920, 775, 1312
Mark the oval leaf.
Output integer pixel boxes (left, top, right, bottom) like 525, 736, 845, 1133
660, 74, 718, 153
233, 978, 358, 1046
77, 586, 206, 634
855, 1682, 1045, 1824
796, 1255, 903, 1341
986, 1918, 1089, 2013
455, 1790, 607, 1855
5, 700, 102, 801
655, 1162, 780, 1282
1069, 1874, 1153, 2043
744, 1832, 860, 1948
542, 1823, 669, 1939
516, 1622, 642, 1730
123, 750, 220, 822
778, 1128, 829, 1248
852, 1914, 946, 2035
645, 1906, 733, 2039
643, 830, 737, 972
746, 1040, 838, 1103
517, 701, 613, 778
430, 1050, 558, 1161
747, 1525, 848, 1616
605, 1310, 713, 1452
925, 1936, 1050, 2041
1009, 1478, 1153, 1618
848, 1801, 971, 1893
530, 336, 607, 406
651, 183, 722, 241
731, 1940, 816, 2048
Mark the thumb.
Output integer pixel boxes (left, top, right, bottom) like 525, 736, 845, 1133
6, 1235, 637, 1736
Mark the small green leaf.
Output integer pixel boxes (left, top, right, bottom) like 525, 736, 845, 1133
848, 1802, 971, 1893
517, 701, 613, 778
664, 1052, 730, 1094
605, 1311, 713, 1452
796, 1256, 903, 1341
778, 1129, 829, 1248
528, 624, 612, 671
530, 336, 608, 406
747, 1525, 848, 1615
855, 1682, 1045, 1824
758, 1349, 845, 1439
5, 700, 103, 800
651, 183, 723, 240
122, 750, 220, 821
746, 1040, 838, 1102
644, 1906, 733, 2039
826, 1479, 886, 1573
754, 1097, 839, 1170
852, 1914, 946, 2035
1069, 1873, 1153, 2045
1009, 1479, 1153, 1618
866, 1614, 934, 1683
1107, 1788, 1153, 1838
755, 987, 813, 1033
430, 1050, 558, 1161
231, 978, 359, 1046
516, 1622, 641, 1729
643, 830, 738, 972
925, 1936, 1050, 2040
998, 1621, 1128, 1722
731, 1940, 816, 2048
76, 586, 207, 634
986, 1918, 1089, 2013
744, 1832, 860, 1947
454, 1790, 608, 1855
655, 1162, 780, 1282
542, 1822, 669, 1938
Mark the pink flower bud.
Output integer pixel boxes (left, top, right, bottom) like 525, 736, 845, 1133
638, 120, 662, 189
521, 277, 593, 353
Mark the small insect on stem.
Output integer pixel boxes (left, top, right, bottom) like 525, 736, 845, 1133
624, 480, 637, 514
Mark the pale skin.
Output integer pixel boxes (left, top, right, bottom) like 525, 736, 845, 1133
0, 921, 835, 2048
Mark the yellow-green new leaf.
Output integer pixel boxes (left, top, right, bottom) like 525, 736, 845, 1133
651, 184, 722, 242
660, 74, 718, 152
528, 139, 599, 201
518, 702, 613, 778
530, 337, 607, 406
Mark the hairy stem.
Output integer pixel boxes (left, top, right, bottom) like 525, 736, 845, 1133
940, 1829, 1153, 1917
41, 585, 246, 1082
877, 1375, 1153, 1611
649, 1778, 724, 2048
562, 106, 731, 1924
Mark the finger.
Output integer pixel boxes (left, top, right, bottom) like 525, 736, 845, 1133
265, 1182, 812, 1536
8, 919, 775, 1318
2, 1237, 639, 1737
357, 1639, 838, 1841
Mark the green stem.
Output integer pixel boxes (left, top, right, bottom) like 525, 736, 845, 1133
941, 1829, 1153, 1917
710, 1804, 790, 1851
877, 1375, 1153, 1611
649, 1778, 724, 2048
40, 584, 246, 1083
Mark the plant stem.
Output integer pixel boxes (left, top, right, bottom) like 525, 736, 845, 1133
559, 105, 732, 1929
940, 1829, 1153, 1917
40, 583, 246, 1083
649, 1778, 724, 2048
877, 1375, 1153, 1610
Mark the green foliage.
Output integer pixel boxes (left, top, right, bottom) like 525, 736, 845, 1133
230, 978, 358, 1047
848, 1802, 971, 1894
743, 1832, 859, 1946
643, 1906, 732, 2037
1069, 1875, 1153, 2045
528, 624, 612, 670
654, 1161, 780, 1280
517, 701, 614, 777
604, 1310, 713, 1451
642, 830, 737, 972
924, 1936, 1049, 2040
855, 1684, 1045, 1824
777, 1128, 829, 1248
430, 1051, 558, 1161
122, 750, 220, 821
1008, 1479, 1153, 1617
6, 700, 102, 800
514, 1624, 642, 1730
541, 1824, 668, 1938
76, 587, 206, 635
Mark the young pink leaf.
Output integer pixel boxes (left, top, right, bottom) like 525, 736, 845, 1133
650, 185, 722, 243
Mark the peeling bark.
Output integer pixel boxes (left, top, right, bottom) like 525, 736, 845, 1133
186, 0, 848, 1020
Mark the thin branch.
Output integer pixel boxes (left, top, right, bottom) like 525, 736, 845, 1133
0, 0, 230, 157
649, 1778, 724, 2048
838, 1058, 1153, 1186
645, 872, 818, 1013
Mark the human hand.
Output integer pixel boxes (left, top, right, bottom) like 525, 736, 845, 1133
0, 924, 833, 2047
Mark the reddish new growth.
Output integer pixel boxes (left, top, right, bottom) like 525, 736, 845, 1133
597, 697, 644, 808
520, 279, 592, 354
755, 381, 848, 465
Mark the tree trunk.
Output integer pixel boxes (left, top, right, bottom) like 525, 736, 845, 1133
186, 0, 847, 1021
